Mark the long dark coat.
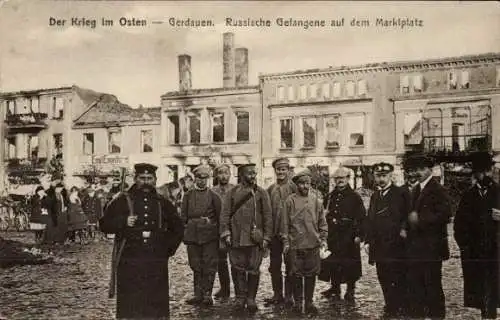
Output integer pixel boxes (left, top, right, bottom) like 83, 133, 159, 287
454, 177, 500, 310
321, 186, 366, 283
99, 185, 184, 319
366, 185, 411, 264
81, 191, 103, 224
406, 178, 452, 261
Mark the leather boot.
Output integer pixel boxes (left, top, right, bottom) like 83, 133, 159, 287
234, 271, 247, 311
344, 281, 355, 303
186, 272, 203, 305
292, 276, 304, 314
284, 275, 295, 308
265, 273, 284, 304
246, 273, 260, 314
304, 276, 318, 315
201, 272, 215, 307
215, 252, 230, 299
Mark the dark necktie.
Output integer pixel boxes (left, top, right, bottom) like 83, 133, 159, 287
413, 184, 421, 208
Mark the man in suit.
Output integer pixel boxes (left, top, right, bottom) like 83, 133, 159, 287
365, 163, 411, 318
404, 155, 452, 319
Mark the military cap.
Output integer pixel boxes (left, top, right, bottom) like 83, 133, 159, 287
292, 169, 312, 184
272, 157, 290, 169
134, 163, 158, 175
215, 164, 231, 174
332, 167, 351, 178
239, 163, 256, 172
470, 152, 494, 172
372, 162, 394, 174
405, 155, 434, 169
193, 165, 211, 178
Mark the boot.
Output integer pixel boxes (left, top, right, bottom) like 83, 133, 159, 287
215, 254, 230, 299
265, 273, 284, 304
201, 272, 215, 307
284, 275, 295, 308
344, 281, 355, 304
246, 273, 260, 314
234, 271, 247, 311
186, 272, 203, 305
292, 276, 304, 315
304, 276, 318, 315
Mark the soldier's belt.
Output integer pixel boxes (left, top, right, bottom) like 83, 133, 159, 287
189, 216, 215, 223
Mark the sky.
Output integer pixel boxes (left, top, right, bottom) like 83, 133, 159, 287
0, 1, 499, 108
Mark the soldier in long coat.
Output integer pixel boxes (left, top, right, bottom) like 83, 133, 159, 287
405, 155, 451, 319
99, 163, 184, 319
366, 163, 411, 318
220, 164, 273, 313
281, 169, 328, 315
181, 165, 222, 307
454, 152, 500, 319
321, 167, 366, 302
211, 164, 236, 300
266, 157, 297, 306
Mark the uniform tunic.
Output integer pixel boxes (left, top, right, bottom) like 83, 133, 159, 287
366, 184, 411, 314
181, 188, 221, 273
454, 177, 500, 315
321, 186, 366, 283
100, 185, 184, 319
220, 184, 272, 273
281, 192, 328, 276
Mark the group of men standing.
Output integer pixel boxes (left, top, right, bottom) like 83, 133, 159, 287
101, 151, 500, 320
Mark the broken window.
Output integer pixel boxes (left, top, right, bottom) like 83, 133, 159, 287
333, 82, 341, 97
413, 74, 423, 92
53, 134, 63, 157
302, 118, 316, 148
168, 115, 180, 144
357, 80, 367, 95
400, 75, 410, 94
449, 71, 458, 90
53, 97, 64, 119
460, 70, 470, 89
325, 115, 341, 148
322, 82, 331, 99
288, 85, 295, 101
108, 130, 121, 154
83, 133, 94, 155
309, 84, 317, 100
277, 86, 285, 102
28, 135, 39, 159
236, 111, 249, 142
404, 113, 423, 145
211, 112, 224, 142
188, 113, 201, 144
346, 81, 355, 97
345, 115, 365, 146
299, 85, 307, 101
141, 130, 153, 152
280, 118, 293, 149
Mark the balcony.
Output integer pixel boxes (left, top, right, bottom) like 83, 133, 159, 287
6, 158, 48, 175
406, 134, 491, 161
5, 113, 49, 130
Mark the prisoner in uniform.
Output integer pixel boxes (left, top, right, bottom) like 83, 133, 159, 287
281, 169, 328, 315
266, 157, 298, 306
365, 163, 411, 318
211, 164, 236, 300
99, 163, 184, 319
181, 165, 222, 307
322, 167, 366, 302
220, 164, 273, 313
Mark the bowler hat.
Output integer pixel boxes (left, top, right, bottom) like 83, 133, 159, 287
405, 155, 435, 169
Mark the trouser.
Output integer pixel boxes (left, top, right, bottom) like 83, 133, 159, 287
268, 236, 292, 299
187, 241, 219, 298
376, 260, 407, 315
481, 261, 498, 319
217, 249, 237, 295
230, 246, 264, 302
407, 260, 445, 318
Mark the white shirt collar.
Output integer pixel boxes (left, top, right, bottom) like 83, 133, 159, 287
419, 174, 433, 191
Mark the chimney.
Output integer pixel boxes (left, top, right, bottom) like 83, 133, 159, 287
235, 47, 249, 87
178, 54, 192, 91
222, 32, 235, 88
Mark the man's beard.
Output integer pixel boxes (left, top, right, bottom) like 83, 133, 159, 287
140, 184, 154, 192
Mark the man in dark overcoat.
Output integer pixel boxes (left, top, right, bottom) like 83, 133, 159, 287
321, 166, 366, 302
365, 163, 411, 318
211, 164, 236, 300
99, 163, 184, 319
405, 155, 451, 319
220, 164, 273, 313
266, 157, 297, 306
454, 152, 500, 319
181, 165, 222, 307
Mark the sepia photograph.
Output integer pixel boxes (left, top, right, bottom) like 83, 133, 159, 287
0, 1, 500, 319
